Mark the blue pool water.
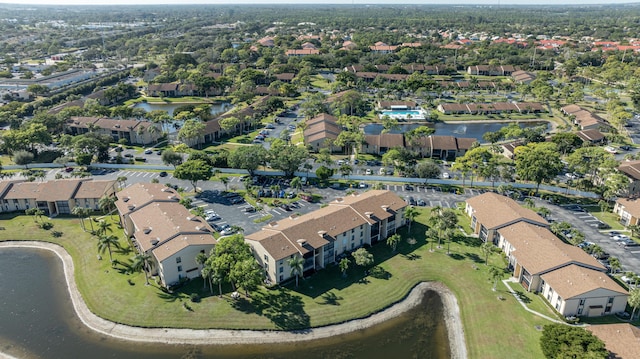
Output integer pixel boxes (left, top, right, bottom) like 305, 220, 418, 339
381, 110, 423, 116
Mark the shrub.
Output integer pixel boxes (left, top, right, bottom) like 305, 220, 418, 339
190, 293, 201, 303
39, 222, 54, 230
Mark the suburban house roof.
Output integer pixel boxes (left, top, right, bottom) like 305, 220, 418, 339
245, 190, 406, 261
1, 179, 113, 202
576, 129, 605, 142
618, 160, 640, 180
285, 49, 320, 56
275, 73, 295, 81
153, 233, 217, 263
466, 192, 548, 230
148, 83, 179, 92
561, 104, 583, 114
615, 197, 640, 217
430, 136, 477, 151
67, 117, 156, 133
129, 201, 214, 255
74, 180, 117, 199
115, 183, 180, 216
364, 133, 405, 148
540, 264, 627, 299
588, 324, 640, 359
500, 222, 605, 275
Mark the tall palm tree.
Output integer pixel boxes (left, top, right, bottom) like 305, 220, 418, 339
404, 206, 418, 233
288, 256, 304, 288
481, 241, 495, 265
130, 253, 155, 286
196, 252, 208, 289
220, 176, 229, 191
96, 220, 112, 237
489, 266, 503, 291
72, 206, 86, 231
386, 233, 401, 252
98, 195, 116, 219
98, 234, 121, 263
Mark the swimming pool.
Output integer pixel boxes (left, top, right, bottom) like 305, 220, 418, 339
380, 109, 425, 120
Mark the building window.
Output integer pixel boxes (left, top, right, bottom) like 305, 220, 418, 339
351, 235, 355, 241
279, 266, 283, 273
577, 308, 583, 315
177, 265, 183, 272
579, 299, 586, 305
176, 257, 182, 264
360, 225, 363, 230
264, 254, 269, 261
279, 275, 283, 282
351, 228, 354, 233
608, 297, 614, 304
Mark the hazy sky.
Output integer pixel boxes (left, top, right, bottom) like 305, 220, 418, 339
0, 0, 637, 5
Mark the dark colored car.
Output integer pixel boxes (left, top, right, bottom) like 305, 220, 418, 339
229, 196, 245, 204
159, 171, 168, 177
407, 196, 416, 206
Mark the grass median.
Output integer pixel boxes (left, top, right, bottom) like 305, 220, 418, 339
0, 208, 552, 358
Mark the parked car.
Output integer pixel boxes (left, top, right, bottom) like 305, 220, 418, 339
442, 172, 450, 179
359, 182, 367, 188
404, 184, 414, 191
221, 227, 236, 236
159, 171, 168, 177
64, 167, 74, 173
144, 149, 153, 154
365, 169, 372, 175
229, 196, 245, 204
407, 196, 416, 206
244, 206, 257, 213
609, 231, 621, 237
417, 199, 427, 206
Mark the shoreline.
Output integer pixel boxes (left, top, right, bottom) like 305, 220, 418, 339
0, 241, 467, 359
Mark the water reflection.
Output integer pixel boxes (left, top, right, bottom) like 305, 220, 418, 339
0, 249, 449, 359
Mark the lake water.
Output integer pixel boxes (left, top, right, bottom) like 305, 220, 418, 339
0, 248, 451, 359
133, 102, 232, 117
363, 121, 549, 143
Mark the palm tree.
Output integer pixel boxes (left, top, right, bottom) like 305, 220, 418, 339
96, 220, 112, 237
98, 195, 116, 219
386, 233, 401, 252
608, 257, 621, 274
629, 225, 640, 238
629, 288, 640, 320
116, 176, 128, 190
404, 206, 418, 233
98, 234, 121, 263
220, 176, 229, 191
196, 252, 208, 288
339, 257, 350, 277
288, 256, 304, 288
130, 253, 155, 286
72, 206, 92, 232
480, 241, 495, 265
489, 266, 503, 291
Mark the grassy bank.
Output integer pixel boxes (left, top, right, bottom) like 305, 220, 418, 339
0, 209, 558, 358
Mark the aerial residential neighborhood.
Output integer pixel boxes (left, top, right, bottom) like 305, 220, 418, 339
4, 2, 640, 358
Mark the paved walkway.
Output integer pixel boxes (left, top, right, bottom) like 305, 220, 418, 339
501, 278, 566, 324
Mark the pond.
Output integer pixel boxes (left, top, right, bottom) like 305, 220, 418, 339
133, 102, 232, 117
363, 121, 549, 143
0, 248, 451, 359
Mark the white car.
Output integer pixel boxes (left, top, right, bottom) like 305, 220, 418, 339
613, 235, 630, 241
365, 169, 372, 175
221, 227, 236, 236
442, 172, 450, 179
358, 182, 367, 188
604, 146, 618, 154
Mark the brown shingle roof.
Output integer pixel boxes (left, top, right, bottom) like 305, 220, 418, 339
153, 233, 216, 263
500, 222, 605, 275
466, 192, 548, 230
115, 183, 180, 215
246, 190, 406, 261
618, 160, 640, 181
130, 201, 214, 254
588, 324, 640, 359
615, 197, 640, 218
576, 129, 605, 142
541, 264, 627, 299
74, 180, 116, 199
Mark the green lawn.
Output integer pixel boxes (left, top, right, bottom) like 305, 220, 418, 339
583, 205, 626, 231
0, 208, 561, 358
